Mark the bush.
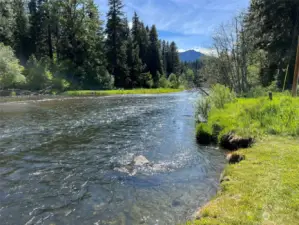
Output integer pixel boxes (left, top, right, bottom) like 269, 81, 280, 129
246, 81, 280, 98
52, 78, 70, 92
24, 56, 53, 91
168, 73, 179, 88
196, 84, 236, 120
209, 84, 236, 109
158, 75, 169, 88
139, 72, 154, 88
196, 98, 210, 120
96, 71, 114, 90
0, 43, 26, 89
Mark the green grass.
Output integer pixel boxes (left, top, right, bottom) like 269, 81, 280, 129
192, 93, 299, 225
189, 136, 299, 225
196, 93, 299, 142
64, 88, 184, 96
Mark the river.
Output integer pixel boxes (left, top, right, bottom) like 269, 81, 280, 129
0, 92, 225, 225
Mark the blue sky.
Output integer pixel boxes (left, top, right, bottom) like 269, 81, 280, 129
95, 0, 250, 54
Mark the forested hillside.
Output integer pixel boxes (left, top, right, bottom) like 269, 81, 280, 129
0, 0, 201, 93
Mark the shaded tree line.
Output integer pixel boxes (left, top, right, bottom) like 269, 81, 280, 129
198, 0, 299, 94
0, 0, 184, 92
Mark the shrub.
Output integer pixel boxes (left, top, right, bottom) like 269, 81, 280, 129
96, 71, 114, 90
139, 72, 154, 88
196, 97, 210, 120
0, 43, 26, 89
168, 73, 179, 88
24, 56, 53, 91
52, 78, 70, 92
208, 84, 236, 109
196, 84, 236, 120
158, 75, 169, 88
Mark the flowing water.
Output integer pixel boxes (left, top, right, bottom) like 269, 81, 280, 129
0, 92, 225, 225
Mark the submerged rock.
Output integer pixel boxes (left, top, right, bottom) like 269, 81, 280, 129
220, 132, 253, 150
132, 155, 150, 166
114, 155, 172, 176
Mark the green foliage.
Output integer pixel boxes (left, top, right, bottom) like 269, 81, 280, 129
139, 72, 154, 88
0, 0, 181, 91
147, 25, 163, 86
208, 84, 236, 109
168, 73, 179, 88
0, 0, 15, 46
180, 68, 195, 88
197, 94, 299, 143
24, 56, 53, 91
158, 75, 169, 88
246, 81, 280, 98
106, 0, 128, 88
0, 43, 25, 89
246, 0, 299, 89
196, 98, 210, 120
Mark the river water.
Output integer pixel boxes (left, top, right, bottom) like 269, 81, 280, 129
0, 92, 225, 225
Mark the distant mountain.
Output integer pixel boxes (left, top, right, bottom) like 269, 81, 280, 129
179, 50, 204, 62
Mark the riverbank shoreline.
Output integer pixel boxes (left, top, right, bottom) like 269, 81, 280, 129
64, 88, 184, 96
190, 94, 299, 224
0, 88, 184, 103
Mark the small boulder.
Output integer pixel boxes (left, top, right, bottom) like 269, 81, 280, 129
196, 131, 214, 145
226, 153, 245, 164
220, 132, 253, 150
132, 155, 150, 166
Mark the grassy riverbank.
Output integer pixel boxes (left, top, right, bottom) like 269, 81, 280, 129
0, 88, 184, 103
192, 93, 299, 224
64, 88, 184, 96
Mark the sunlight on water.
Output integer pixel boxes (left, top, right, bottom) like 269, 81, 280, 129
0, 92, 225, 225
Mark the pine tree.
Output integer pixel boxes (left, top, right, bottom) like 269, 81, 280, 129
82, 0, 107, 88
106, 0, 128, 88
147, 25, 163, 86
161, 40, 167, 75
246, 0, 299, 88
137, 22, 149, 69
0, 0, 15, 46
165, 41, 171, 75
13, 0, 31, 64
127, 32, 143, 88
169, 41, 180, 75
56, 0, 107, 87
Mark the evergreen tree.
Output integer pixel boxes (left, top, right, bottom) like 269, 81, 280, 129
105, 0, 128, 88
161, 40, 168, 75
169, 41, 180, 75
13, 0, 31, 64
0, 0, 15, 46
138, 22, 149, 68
246, 0, 299, 88
127, 33, 143, 88
147, 25, 163, 86
56, 0, 107, 87
82, 0, 107, 88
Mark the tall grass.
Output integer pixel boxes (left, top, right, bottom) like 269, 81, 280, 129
197, 93, 299, 144
196, 84, 236, 120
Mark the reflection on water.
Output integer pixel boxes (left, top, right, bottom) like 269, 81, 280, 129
0, 92, 225, 225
